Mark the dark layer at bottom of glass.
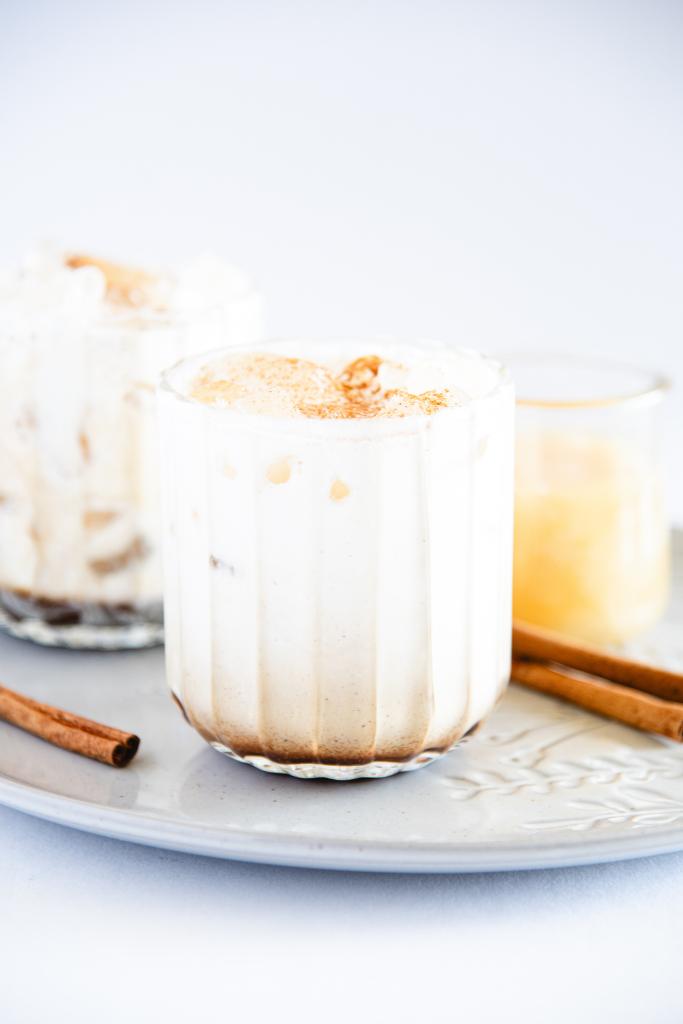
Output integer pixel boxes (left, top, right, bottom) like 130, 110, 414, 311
0, 588, 163, 649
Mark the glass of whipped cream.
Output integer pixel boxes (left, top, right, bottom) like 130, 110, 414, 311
0, 249, 262, 649
511, 353, 670, 645
159, 340, 514, 780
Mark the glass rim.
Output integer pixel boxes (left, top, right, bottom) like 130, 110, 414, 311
159, 338, 513, 435
502, 351, 671, 410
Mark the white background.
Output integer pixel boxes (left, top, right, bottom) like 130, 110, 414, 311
1, 2, 682, 1021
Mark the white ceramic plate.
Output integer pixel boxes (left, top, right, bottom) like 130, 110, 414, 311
1, 534, 683, 873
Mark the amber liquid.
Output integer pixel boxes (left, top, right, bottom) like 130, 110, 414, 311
513, 433, 669, 645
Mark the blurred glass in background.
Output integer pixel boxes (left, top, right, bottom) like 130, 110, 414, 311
510, 354, 670, 644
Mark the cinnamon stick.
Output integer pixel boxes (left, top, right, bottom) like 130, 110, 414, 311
0, 684, 140, 767
511, 658, 683, 742
513, 620, 683, 704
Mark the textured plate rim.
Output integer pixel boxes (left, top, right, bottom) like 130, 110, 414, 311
2, 770, 683, 872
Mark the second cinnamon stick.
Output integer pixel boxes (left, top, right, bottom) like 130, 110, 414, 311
513, 620, 683, 704
511, 658, 683, 742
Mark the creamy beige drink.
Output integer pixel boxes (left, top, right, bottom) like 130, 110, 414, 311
160, 341, 514, 779
0, 249, 262, 647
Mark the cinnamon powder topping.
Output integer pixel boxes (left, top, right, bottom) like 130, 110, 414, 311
190, 353, 458, 420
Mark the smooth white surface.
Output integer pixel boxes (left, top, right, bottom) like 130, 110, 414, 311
1, 1, 682, 1020
2, 805, 681, 1022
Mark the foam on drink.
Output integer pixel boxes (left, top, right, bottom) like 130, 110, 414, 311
189, 350, 470, 418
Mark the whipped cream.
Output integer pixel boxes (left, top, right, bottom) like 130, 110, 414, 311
0, 247, 258, 321
187, 341, 499, 416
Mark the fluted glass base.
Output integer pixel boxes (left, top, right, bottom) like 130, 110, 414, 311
209, 740, 455, 780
